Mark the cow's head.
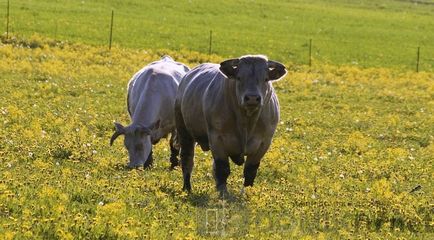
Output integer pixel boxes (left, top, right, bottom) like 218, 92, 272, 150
110, 122, 154, 168
219, 55, 286, 114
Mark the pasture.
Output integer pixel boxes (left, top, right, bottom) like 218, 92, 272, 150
1, 0, 434, 69
0, 0, 433, 239
0, 35, 433, 239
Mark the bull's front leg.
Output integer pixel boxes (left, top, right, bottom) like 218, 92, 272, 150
209, 133, 231, 196
213, 157, 230, 196
244, 144, 268, 187
243, 162, 260, 186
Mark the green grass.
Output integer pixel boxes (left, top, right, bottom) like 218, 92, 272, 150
1, 0, 433, 69
1, 0, 433, 238
0, 36, 433, 239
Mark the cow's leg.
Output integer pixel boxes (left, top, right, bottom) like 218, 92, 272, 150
244, 144, 268, 187
143, 149, 153, 169
169, 130, 180, 169
175, 106, 194, 192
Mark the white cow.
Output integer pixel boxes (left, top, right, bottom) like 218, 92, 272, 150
111, 56, 190, 169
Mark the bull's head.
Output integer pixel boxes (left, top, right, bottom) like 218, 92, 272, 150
110, 122, 154, 168
219, 55, 286, 114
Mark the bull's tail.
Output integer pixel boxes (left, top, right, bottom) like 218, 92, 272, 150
175, 100, 195, 192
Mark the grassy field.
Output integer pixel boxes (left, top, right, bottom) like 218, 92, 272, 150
1, 0, 433, 69
1, 0, 433, 238
0, 35, 433, 239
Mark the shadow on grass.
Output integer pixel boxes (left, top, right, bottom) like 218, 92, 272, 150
187, 188, 247, 208
186, 192, 212, 207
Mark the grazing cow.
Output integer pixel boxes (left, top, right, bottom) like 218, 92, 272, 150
111, 56, 190, 169
175, 55, 286, 194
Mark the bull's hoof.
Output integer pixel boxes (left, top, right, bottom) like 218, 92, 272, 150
182, 184, 192, 193
183, 176, 192, 192
143, 164, 152, 169
169, 158, 179, 170
143, 161, 153, 169
217, 184, 228, 198
127, 163, 144, 169
169, 163, 179, 170
182, 173, 192, 192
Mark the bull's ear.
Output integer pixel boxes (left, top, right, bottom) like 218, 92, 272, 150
110, 122, 125, 146
219, 58, 240, 78
267, 60, 287, 81
152, 119, 160, 130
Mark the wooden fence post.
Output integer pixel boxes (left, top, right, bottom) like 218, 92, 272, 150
6, 0, 10, 39
208, 30, 213, 55
109, 10, 114, 50
309, 38, 312, 68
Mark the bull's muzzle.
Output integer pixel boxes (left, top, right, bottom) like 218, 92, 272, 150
243, 94, 262, 107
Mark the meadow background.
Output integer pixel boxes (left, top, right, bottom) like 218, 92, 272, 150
0, 0, 433, 239
1, 0, 434, 69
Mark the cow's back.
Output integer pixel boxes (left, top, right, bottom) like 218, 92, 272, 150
128, 58, 187, 117
147, 57, 189, 84
177, 63, 224, 141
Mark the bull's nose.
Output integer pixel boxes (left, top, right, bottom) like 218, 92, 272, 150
243, 95, 261, 106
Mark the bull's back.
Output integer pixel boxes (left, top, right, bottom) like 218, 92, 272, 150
177, 63, 222, 140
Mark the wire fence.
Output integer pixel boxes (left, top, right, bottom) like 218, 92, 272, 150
2, 0, 433, 71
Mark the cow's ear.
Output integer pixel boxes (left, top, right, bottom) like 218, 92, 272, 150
110, 122, 125, 146
267, 60, 287, 81
219, 58, 240, 78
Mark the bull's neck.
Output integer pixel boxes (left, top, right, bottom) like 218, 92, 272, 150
224, 78, 264, 154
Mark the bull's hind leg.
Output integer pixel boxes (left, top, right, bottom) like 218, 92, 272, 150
169, 130, 180, 169
175, 106, 194, 192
